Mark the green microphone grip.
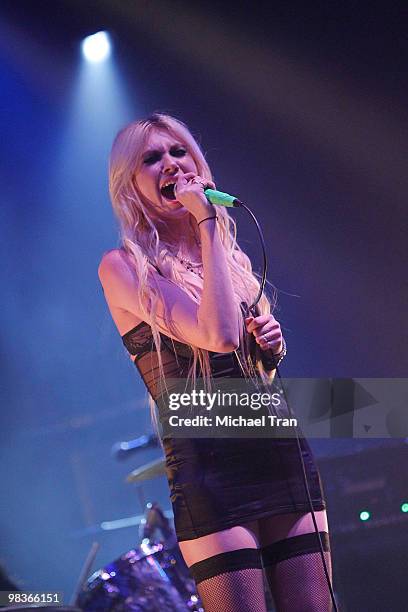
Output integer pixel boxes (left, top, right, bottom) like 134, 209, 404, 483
204, 188, 242, 207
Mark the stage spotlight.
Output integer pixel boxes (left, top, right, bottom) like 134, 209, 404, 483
401, 502, 408, 513
81, 31, 111, 63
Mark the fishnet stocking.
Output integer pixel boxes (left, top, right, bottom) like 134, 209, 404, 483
265, 550, 333, 612
196, 567, 268, 612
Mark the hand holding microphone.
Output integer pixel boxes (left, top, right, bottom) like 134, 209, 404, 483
175, 173, 242, 223
174, 172, 215, 221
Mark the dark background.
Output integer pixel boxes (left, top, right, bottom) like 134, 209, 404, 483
0, 1, 406, 608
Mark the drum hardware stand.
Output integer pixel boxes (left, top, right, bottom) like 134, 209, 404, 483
70, 541, 100, 607
141, 501, 178, 550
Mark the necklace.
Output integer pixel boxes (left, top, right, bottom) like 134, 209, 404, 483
169, 228, 203, 278
175, 255, 204, 278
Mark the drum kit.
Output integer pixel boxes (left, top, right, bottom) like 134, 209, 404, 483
76, 438, 203, 612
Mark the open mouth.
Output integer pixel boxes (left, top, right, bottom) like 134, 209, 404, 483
160, 182, 177, 200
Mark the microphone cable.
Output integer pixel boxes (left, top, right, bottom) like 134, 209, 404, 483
235, 199, 339, 612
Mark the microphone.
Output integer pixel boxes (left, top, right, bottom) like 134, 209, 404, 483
204, 188, 242, 207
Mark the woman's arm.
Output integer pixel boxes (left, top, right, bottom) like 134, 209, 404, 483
98, 244, 240, 353
196, 217, 240, 350
99, 173, 241, 352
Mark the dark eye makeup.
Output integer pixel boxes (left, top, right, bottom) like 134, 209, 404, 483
143, 152, 161, 165
143, 146, 187, 165
171, 147, 187, 157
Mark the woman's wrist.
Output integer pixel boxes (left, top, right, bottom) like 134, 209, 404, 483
260, 337, 287, 370
197, 213, 217, 227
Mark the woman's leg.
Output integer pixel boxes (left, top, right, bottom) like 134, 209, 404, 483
179, 521, 267, 612
258, 510, 333, 611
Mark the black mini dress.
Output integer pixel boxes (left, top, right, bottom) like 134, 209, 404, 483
122, 320, 326, 542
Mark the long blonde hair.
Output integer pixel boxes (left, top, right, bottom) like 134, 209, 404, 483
108, 113, 275, 425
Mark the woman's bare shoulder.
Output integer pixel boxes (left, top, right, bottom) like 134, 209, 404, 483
98, 248, 135, 283
99, 247, 129, 268
98, 248, 144, 333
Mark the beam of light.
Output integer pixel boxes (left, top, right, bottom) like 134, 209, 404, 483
81, 31, 111, 63
54, 45, 135, 224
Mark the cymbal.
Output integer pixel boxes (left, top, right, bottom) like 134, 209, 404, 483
126, 457, 166, 483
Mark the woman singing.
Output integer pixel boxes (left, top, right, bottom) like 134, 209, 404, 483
99, 113, 333, 611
